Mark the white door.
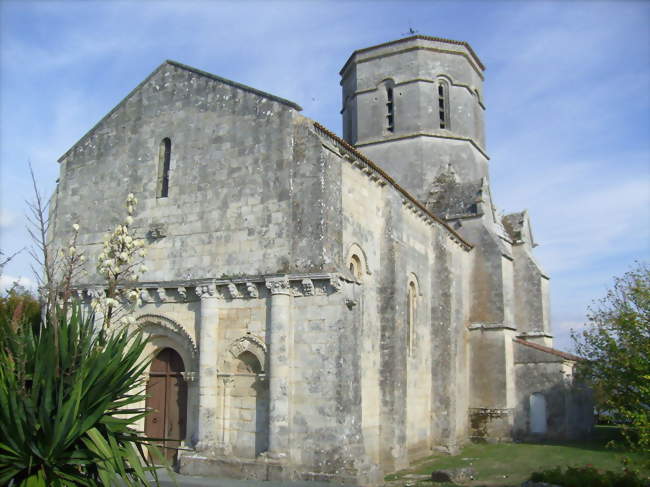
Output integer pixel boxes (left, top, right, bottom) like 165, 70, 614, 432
530, 393, 547, 434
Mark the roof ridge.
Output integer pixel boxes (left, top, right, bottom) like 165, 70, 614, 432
165, 60, 302, 111
312, 121, 473, 251
514, 338, 582, 361
58, 60, 302, 162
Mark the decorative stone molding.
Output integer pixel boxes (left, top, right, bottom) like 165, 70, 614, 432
265, 276, 291, 295
195, 283, 217, 299
227, 282, 242, 299
301, 278, 315, 296
227, 334, 267, 372
136, 313, 198, 359
140, 289, 153, 303
329, 274, 343, 292
469, 323, 517, 332
246, 282, 259, 298
177, 286, 187, 300
181, 371, 198, 382
88, 288, 105, 299
156, 287, 168, 302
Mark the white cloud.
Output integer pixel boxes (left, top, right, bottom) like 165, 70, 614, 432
0, 274, 36, 293
0, 208, 16, 228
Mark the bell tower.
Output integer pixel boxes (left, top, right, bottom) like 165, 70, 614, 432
340, 35, 488, 203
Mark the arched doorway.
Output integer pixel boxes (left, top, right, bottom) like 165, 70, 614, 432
145, 348, 188, 463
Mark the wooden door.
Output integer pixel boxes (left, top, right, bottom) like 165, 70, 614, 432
145, 348, 187, 463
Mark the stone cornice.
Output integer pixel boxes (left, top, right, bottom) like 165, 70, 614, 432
468, 323, 517, 332
355, 132, 489, 161
72, 272, 346, 303
342, 77, 484, 112
340, 35, 485, 79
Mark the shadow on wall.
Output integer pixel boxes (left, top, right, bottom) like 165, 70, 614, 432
514, 380, 594, 442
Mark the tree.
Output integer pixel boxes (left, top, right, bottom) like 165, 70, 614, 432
572, 262, 650, 454
0, 192, 163, 486
0, 283, 41, 334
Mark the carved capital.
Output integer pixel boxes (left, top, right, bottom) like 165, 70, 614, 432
265, 276, 291, 295
246, 282, 259, 298
301, 278, 315, 296
181, 371, 197, 382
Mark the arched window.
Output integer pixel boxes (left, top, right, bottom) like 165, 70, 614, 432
349, 254, 362, 281
407, 279, 417, 356
437, 80, 450, 130
386, 86, 395, 133
157, 137, 171, 198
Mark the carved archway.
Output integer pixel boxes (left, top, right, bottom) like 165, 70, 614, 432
226, 334, 267, 373
136, 313, 198, 367
136, 314, 198, 450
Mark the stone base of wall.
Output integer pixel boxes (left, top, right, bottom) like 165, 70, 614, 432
179, 452, 383, 486
468, 408, 513, 442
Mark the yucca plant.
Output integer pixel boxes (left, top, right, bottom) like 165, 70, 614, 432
0, 303, 164, 486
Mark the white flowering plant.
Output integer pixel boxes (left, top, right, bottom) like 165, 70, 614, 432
94, 193, 147, 328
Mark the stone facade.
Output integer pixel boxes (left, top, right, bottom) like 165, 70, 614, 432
51, 35, 592, 485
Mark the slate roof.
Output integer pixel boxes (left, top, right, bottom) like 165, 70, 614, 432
514, 338, 582, 362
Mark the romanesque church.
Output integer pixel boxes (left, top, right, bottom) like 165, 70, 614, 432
52, 35, 592, 485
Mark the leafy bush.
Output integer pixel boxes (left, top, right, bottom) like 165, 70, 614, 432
0, 304, 162, 486
530, 465, 647, 487
0, 283, 41, 334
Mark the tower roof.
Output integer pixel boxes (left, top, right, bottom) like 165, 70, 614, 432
340, 35, 485, 77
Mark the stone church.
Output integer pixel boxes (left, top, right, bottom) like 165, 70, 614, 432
51, 35, 592, 485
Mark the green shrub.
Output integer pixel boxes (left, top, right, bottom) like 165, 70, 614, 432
530, 465, 646, 487
0, 304, 163, 486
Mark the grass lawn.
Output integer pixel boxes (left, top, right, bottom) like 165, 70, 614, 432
385, 427, 649, 486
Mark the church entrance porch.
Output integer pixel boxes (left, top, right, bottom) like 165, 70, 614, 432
145, 347, 188, 463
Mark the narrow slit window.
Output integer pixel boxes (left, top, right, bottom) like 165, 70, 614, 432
157, 138, 171, 198
438, 82, 449, 129
386, 87, 395, 132
407, 280, 417, 356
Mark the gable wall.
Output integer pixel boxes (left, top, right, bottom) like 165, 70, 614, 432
54, 63, 301, 283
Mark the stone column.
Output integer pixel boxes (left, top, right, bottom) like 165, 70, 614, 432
196, 283, 220, 452
265, 276, 292, 458
218, 376, 234, 454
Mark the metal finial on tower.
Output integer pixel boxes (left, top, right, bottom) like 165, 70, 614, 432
402, 21, 418, 36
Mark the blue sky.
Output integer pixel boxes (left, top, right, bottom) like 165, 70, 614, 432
1, 0, 648, 351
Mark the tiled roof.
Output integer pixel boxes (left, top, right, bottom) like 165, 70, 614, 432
514, 338, 582, 361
